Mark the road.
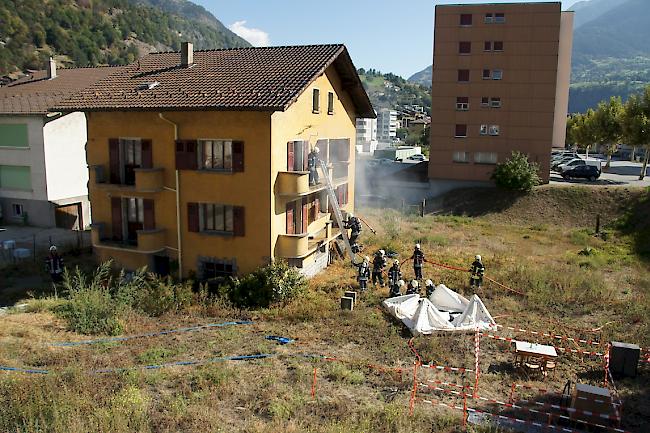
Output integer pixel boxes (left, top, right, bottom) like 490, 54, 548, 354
550, 158, 650, 187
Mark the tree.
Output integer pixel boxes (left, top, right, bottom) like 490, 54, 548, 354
621, 87, 650, 180
592, 96, 624, 169
491, 151, 541, 192
567, 109, 598, 154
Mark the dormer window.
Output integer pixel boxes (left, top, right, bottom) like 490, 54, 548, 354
137, 82, 160, 91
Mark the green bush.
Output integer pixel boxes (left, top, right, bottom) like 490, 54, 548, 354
57, 263, 124, 335
220, 260, 307, 308
116, 268, 193, 317
491, 151, 541, 192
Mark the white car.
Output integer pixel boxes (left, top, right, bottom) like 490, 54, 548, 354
407, 154, 426, 161
557, 158, 586, 172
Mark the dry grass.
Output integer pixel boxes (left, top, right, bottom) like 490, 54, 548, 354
1, 193, 649, 432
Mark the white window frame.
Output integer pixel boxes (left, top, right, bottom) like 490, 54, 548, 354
327, 91, 335, 115
12, 203, 24, 217
484, 13, 494, 23
480, 125, 488, 135
490, 98, 502, 108
452, 151, 470, 163
312, 88, 320, 114
492, 70, 503, 80
495, 13, 505, 23
456, 98, 469, 111
489, 125, 500, 136
482, 69, 491, 80
198, 139, 233, 171
481, 97, 490, 107
474, 152, 498, 164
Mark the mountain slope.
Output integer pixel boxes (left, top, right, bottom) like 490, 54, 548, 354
0, 0, 250, 75
569, 0, 628, 29
407, 65, 431, 88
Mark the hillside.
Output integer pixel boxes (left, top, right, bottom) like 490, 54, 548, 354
358, 68, 431, 114
0, 0, 249, 75
407, 0, 650, 113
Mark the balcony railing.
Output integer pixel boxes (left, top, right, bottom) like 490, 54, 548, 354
90, 165, 164, 193
92, 223, 166, 253
276, 233, 310, 258
276, 171, 310, 196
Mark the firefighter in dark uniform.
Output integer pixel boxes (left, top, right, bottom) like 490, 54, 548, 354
344, 213, 363, 252
371, 249, 387, 286
357, 256, 371, 291
410, 243, 425, 280
45, 245, 65, 283
388, 259, 402, 296
469, 254, 485, 289
308, 146, 320, 186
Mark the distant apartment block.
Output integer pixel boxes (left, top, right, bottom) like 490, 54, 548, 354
429, 2, 573, 184
377, 109, 398, 142
355, 116, 378, 153
0, 60, 120, 228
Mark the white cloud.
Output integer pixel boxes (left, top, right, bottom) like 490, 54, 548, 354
228, 21, 270, 47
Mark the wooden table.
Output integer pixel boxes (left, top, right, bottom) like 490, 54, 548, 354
513, 341, 558, 375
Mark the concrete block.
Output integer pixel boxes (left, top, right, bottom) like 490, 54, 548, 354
341, 296, 354, 311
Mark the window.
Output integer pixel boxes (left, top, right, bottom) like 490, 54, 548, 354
200, 258, 235, 279
0, 124, 28, 148
0, 165, 31, 190
122, 138, 142, 185
312, 88, 320, 113
495, 13, 505, 23
459, 41, 471, 54
287, 140, 309, 171
125, 197, 144, 243
12, 203, 23, 216
458, 69, 470, 82
490, 97, 502, 108
489, 125, 500, 136
481, 97, 490, 107
493, 41, 504, 51
336, 184, 348, 206
200, 203, 234, 233
484, 13, 494, 23
455, 124, 467, 138
286, 199, 306, 235
480, 125, 488, 135
460, 13, 472, 26
453, 151, 469, 163
482, 69, 491, 80
492, 69, 503, 80
456, 97, 469, 111
327, 92, 334, 115
475, 152, 498, 164
200, 139, 232, 170
484, 41, 492, 51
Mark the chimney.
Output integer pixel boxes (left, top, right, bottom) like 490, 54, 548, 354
47, 57, 57, 80
181, 42, 193, 67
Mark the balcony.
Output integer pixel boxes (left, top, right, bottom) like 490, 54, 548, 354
276, 171, 310, 196
91, 223, 166, 253
134, 168, 164, 192
276, 233, 310, 258
90, 165, 164, 193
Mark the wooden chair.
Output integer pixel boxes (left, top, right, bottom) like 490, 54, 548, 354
542, 359, 557, 377
524, 357, 543, 375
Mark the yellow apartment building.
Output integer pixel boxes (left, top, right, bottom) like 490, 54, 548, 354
54, 43, 375, 279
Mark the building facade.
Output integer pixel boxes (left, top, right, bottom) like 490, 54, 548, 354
355, 116, 378, 153
428, 2, 573, 183
377, 109, 398, 142
0, 62, 120, 228
55, 44, 374, 278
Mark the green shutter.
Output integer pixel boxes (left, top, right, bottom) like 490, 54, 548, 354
0, 165, 32, 190
0, 124, 29, 148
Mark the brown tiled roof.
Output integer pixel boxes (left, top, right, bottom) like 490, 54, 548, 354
53, 44, 376, 118
0, 66, 124, 115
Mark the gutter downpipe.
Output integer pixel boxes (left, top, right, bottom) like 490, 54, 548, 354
158, 113, 183, 279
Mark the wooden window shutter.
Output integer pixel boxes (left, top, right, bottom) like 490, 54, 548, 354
143, 199, 155, 230
313, 197, 320, 222
302, 141, 309, 171
109, 138, 120, 184
187, 202, 200, 232
175, 140, 187, 169
301, 198, 308, 234
141, 139, 153, 169
286, 203, 294, 235
175, 140, 198, 170
111, 197, 123, 240
233, 206, 245, 236
287, 141, 295, 171
232, 141, 244, 172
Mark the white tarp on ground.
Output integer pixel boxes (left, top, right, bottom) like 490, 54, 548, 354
429, 284, 470, 312
382, 288, 496, 335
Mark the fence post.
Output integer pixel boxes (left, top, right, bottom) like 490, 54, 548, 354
409, 362, 419, 416
474, 328, 480, 398
420, 199, 426, 217
462, 391, 468, 429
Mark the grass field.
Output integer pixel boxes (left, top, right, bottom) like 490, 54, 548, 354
1, 186, 649, 433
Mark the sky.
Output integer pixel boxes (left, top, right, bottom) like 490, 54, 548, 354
193, 0, 585, 78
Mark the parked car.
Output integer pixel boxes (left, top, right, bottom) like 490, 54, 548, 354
407, 154, 426, 161
561, 165, 600, 181
557, 158, 587, 172
552, 156, 581, 171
